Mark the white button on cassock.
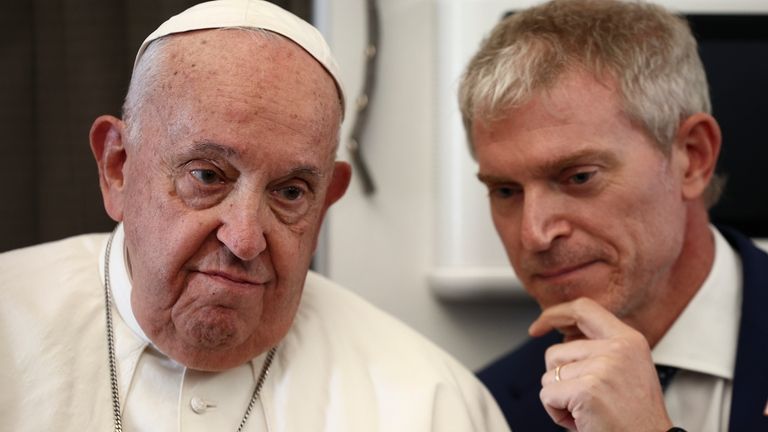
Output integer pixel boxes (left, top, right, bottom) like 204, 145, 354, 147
180, 358, 268, 430
190, 397, 212, 414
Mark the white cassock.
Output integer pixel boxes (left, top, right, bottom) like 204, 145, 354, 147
0, 227, 510, 432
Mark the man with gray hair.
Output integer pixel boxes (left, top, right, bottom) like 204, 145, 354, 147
459, 0, 768, 431
0, 1, 509, 430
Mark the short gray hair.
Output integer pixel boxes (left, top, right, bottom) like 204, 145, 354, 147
121, 35, 171, 148
458, 0, 724, 206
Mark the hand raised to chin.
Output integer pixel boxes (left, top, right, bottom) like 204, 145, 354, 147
529, 298, 673, 432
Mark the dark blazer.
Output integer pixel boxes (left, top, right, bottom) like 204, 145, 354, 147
478, 227, 768, 431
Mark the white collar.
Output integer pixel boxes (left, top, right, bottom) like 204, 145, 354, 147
103, 223, 152, 345
651, 226, 742, 379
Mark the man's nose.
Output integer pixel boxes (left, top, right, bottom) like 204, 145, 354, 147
216, 195, 268, 261
519, 189, 571, 252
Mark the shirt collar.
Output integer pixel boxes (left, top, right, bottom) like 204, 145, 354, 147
105, 223, 152, 345
98, 224, 151, 404
651, 226, 742, 379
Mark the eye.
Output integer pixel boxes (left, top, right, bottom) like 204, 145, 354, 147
271, 181, 312, 205
489, 185, 521, 200
175, 160, 232, 210
190, 168, 225, 185
277, 185, 305, 201
565, 169, 597, 185
270, 181, 312, 223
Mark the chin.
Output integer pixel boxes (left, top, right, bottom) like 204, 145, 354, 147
529, 284, 579, 307
531, 283, 609, 310
171, 336, 265, 371
188, 318, 243, 349
151, 322, 246, 371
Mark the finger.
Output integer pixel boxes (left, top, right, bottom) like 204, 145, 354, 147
541, 357, 591, 387
542, 363, 568, 387
543, 338, 612, 372
542, 401, 576, 431
529, 298, 617, 337
541, 353, 606, 388
540, 372, 607, 425
529, 297, 632, 340
540, 381, 582, 431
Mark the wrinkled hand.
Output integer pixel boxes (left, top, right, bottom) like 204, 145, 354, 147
529, 298, 672, 432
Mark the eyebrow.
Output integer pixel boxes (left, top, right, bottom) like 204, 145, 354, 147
534, 149, 619, 176
182, 140, 326, 181
477, 149, 619, 185
476, 172, 513, 185
185, 140, 240, 159
282, 166, 324, 180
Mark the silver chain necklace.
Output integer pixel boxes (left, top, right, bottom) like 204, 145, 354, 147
103, 227, 277, 432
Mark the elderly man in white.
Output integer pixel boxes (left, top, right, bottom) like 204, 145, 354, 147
0, 1, 509, 431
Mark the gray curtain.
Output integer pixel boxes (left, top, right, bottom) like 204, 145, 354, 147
1, 0, 311, 252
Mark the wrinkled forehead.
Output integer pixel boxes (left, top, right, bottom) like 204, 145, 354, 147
157, 33, 339, 131
132, 31, 342, 164
153, 29, 329, 81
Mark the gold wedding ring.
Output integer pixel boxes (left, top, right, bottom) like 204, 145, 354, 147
555, 365, 563, 382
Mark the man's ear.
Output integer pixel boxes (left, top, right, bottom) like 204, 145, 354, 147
673, 113, 722, 201
90, 115, 128, 221
324, 161, 352, 208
